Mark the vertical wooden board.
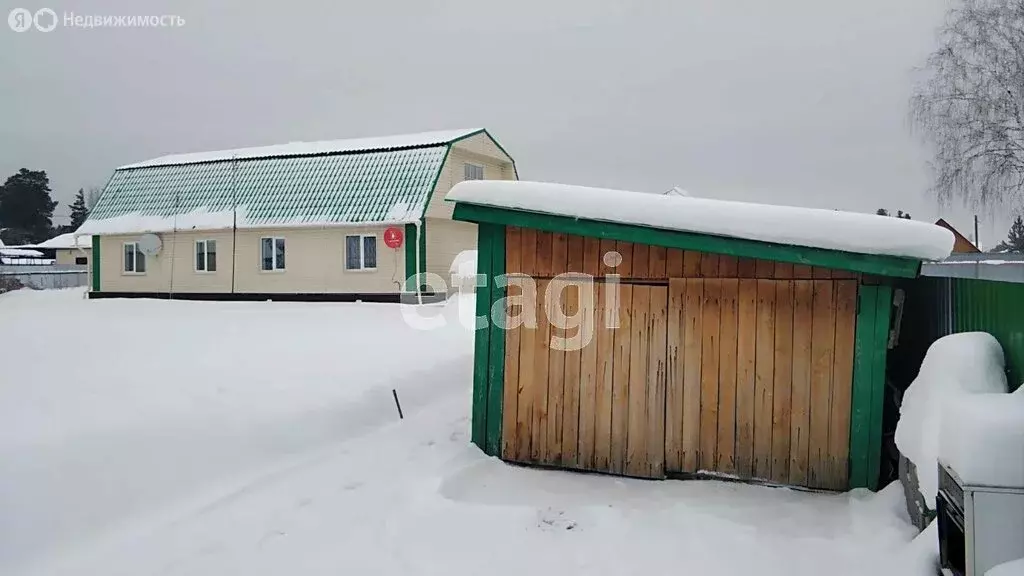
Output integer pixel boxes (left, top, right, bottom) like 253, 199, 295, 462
683, 251, 702, 277
649, 245, 668, 280
755, 260, 775, 278
584, 237, 603, 278
770, 280, 794, 483
737, 258, 757, 278
866, 285, 893, 491
520, 228, 538, 277
789, 280, 814, 486
793, 265, 813, 279
561, 282, 583, 467
506, 227, 522, 275
545, 281, 566, 465
774, 262, 795, 280
485, 226, 507, 457
530, 279, 552, 462
831, 269, 857, 279
566, 235, 586, 275
632, 244, 651, 280
718, 255, 739, 277
610, 285, 634, 474
827, 280, 858, 489
717, 279, 739, 473
551, 233, 569, 277
808, 280, 836, 488
578, 282, 601, 469
667, 248, 685, 277
471, 232, 494, 450
699, 279, 722, 472
813, 266, 833, 280
681, 279, 704, 472
735, 280, 758, 478
626, 286, 651, 477
593, 282, 616, 470
753, 279, 776, 480
615, 241, 634, 278
700, 253, 720, 277
647, 285, 669, 478
666, 279, 686, 472
502, 287, 522, 460
536, 231, 554, 277
515, 281, 539, 461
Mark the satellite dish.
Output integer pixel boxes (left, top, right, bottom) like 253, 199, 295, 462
138, 234, 163, 256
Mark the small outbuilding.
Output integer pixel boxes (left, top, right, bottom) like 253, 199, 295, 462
447, 181, 954, 491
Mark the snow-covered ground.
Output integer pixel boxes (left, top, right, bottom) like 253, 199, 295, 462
1, 288, 934, 576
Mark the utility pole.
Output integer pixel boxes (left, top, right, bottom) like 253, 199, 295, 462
974, 215, 980, 250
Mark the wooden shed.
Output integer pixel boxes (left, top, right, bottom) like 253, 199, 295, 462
447, 181, 955, 491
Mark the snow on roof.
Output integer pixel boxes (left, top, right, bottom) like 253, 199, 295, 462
446, 180, 955, 261
120, 128, 483, 169
0, 247, 44, 257
33, 232, 93, 250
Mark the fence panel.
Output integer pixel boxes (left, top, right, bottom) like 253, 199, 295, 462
0, 265, 89, 292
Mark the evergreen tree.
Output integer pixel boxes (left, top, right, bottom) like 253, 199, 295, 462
0, 169, 58, 244
69, 188, 89, 230
876, 208, 912, 219
995, 215, 1024, 253
876, 208, 890, 216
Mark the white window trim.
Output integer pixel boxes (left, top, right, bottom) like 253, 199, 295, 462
195, 239, 217, 273
345, 234, 378, 272
464, 162, 484, 181
260, 236, 286, 273
122, 242, 145, 275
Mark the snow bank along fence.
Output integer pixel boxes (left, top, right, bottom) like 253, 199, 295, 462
0, 264, 89, 291
447, 180, 953, 492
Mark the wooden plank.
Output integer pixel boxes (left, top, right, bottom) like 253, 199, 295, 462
610, 284, 634, 474
578, 281, 600, 469
789, 280, 814, 486
666, 279, 686, 472
593, 282, 616, 470
681, 279, 703, 471
506, 227, 522, 275
774, 262, 794, 280
566, 235, 585, 274
793, 265, 813, 279
813, 266, 833, 280
520, 227, 537, 277
647, 285, 669, 478
485, 225, 507, 456
735, 279, 758, 478
753, 279, 776, 480
700, 253, 720, 277
584, 237, 603, 278
616, 241, 634, 278
808, 280, 836, 488
515, 277, 539, 461
632, 243, 651, 280
626, 286, 651, 477
551, 233, 568, 278
737, 258, 757, 278
827, 280, 858, 489
683, 250, 702, 277
649, 245, 668, 280
536, 231, 554, 277
699, 279, 722, 472
831, 269, 858, 279
718, 255, 739, 277
502, 283, 522, 460
866, 285, 893, 490
717, 279, 739, 473
530, 279, 552, 462
667, 248, 685, 277
560, 281, 583, 467
770, 280, 794, 483
471, 230, 494, 450
755, 259, 775, 278
848, 286, 878, 489
545, 279, 567, 465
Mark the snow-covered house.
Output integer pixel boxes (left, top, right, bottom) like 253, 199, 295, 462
446, 180, 955, 492
78, 129, 517, 301
31, 232, 93, 266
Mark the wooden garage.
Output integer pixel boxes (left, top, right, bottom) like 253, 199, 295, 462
447, 181, 954, 491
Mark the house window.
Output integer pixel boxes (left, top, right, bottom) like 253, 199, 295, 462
345, 235, 377, 270
75, 256, 88, 265
261, 237, 286, 271
195, 240, 217, 272
123, 242, 146, 274
464, 163, 484, 181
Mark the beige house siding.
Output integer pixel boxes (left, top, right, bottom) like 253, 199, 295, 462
425, 133, 517, 220
55, 248, 90, 266
425, 218, 477, 289
98, 226, 403, 294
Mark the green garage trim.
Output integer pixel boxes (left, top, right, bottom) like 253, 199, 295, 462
849, 283, 893, 489
452, 204, 921, 279
91, 234, 101, 291
469, 222, 507, 456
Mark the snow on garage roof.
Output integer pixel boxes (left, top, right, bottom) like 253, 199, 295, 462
446, 180, 955, 261
120, 128, 484, 169
33, 232, 93, 250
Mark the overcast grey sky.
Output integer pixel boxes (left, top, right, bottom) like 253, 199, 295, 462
3, 0, 1007, 245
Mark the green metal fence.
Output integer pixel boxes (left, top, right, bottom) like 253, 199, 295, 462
951, 277, 1024, 389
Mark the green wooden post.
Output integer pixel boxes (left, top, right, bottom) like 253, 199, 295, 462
849, 285, 878, 489
91, 234, 101, 292
866, 284, 893, 490
484, 225, 506, 456
471, 223, 495, 451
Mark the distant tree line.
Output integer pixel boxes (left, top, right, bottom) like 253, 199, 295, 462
0, 168, 100, 245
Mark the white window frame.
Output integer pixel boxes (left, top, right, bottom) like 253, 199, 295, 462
122, 242, 145, 275
195, 239, 217, 273
345, 234, 378, 271
260, 236, 286, 272
464, 163, 484, 181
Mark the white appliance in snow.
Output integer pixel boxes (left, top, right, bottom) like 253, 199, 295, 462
937, 461, 1024, 576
